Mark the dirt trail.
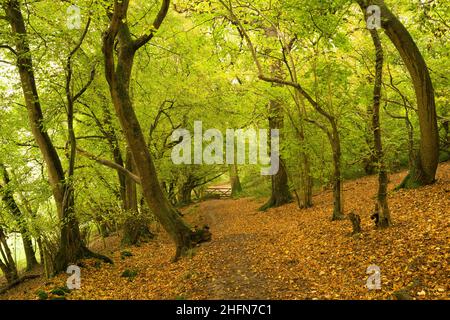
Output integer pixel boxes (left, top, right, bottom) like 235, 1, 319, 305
197, 200, 271, 299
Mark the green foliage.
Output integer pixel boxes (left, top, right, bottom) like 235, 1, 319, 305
50, 288, 67, 296
36, 290, 48, 300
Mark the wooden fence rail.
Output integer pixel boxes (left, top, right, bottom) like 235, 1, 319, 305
204, 186, 232, 198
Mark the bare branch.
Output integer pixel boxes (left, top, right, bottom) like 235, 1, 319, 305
73, 65, 96, 102
133, 0, 170, 50
0, 44, 17, 55
76, 147, 141, 184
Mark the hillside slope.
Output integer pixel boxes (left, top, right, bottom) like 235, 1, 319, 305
1, 162, 449, 300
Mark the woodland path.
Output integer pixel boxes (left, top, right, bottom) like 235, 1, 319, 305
1, 163, 449, 300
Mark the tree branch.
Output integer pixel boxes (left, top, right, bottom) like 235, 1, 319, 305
133, 0, 170, 50
0, 44, 17, 55
76, 148, 141, 184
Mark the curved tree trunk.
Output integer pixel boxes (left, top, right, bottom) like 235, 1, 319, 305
357, 0, 439, 187
5, 0, 110, 273
103, 0, 210, 260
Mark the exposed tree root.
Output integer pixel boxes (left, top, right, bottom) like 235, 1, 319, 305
173, 225, 212, 262
258, 196, 292, 212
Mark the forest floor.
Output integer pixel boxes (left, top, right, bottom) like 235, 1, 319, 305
1, 162, 449, 300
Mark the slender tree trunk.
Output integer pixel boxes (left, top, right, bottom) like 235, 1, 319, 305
309, 119, 344, 220
0, 165, 38, 271
364, 114, 377, 175
404, 109, 416, 169
289, 110, 313, 209
103, 0, 210, 260
0, 227, 19, 284
275, 102, 312, 209
369, 29, 391, 227
358, 0, 439, 187
124, 149, 138, 212
297, 153, 313, 208
330, 123, 345, 220
304, 113, 344, 220
99, 101, 128, 205
83, 100, 127, 204
179, 183, 193, 205
162, 181, 177, 205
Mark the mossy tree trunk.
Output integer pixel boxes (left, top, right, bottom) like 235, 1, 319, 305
103, 0, 210, 260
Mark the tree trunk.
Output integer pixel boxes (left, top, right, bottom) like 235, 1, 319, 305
121, 149, 154, 246
288, 108, 313, 209
102, 0, 210, 260
305, 115, 344, 220
297, 153, 313, 208
0, 227, 19, 284
363, 116, 377, 175
369, 29, 391, 228
230, 164, 242, 196
330, 123, 345, 220
5, 0, 110, 273
179, 184, 193, 206
259, 98, 292, 211
99, 101, 128, 205
405, 109, 415, 169
357, 0, 439, 187
124, 149, 138, 212
0, 165, 38, 271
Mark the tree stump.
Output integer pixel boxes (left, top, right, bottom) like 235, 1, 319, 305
348, 212, 361, 235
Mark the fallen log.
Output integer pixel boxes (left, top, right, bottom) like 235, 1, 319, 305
0, 274, 41, 295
